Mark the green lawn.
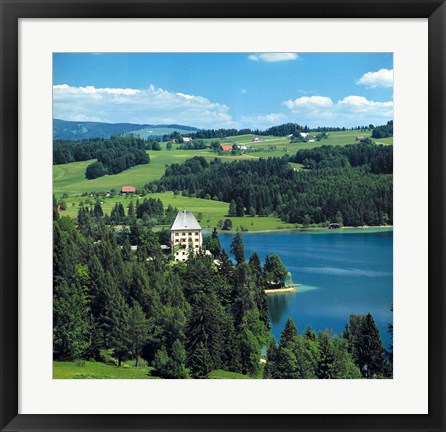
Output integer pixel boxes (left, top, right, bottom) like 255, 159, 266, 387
53, 360, 158, 379
53, 361, 255, 379
208, 369, 259, 379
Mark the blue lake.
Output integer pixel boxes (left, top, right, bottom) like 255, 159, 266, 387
217, 229, 393, 348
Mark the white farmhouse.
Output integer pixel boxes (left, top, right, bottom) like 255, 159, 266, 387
170, 210, 202, 262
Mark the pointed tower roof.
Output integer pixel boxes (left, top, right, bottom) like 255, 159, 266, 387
171, 210, 202, 231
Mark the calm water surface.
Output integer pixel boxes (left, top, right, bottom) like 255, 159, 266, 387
217, 230, 393, 348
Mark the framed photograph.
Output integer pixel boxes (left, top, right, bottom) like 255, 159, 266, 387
1, 0, 445, 431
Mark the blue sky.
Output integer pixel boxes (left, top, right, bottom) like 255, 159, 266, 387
53, 53, 393, 129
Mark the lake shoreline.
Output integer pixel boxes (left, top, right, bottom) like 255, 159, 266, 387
205, 225, 393, 235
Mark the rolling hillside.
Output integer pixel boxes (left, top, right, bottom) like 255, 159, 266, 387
53, 119, 198, 140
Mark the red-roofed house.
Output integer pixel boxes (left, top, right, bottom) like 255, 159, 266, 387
121, 186, 136, 194
221, 145, 233, 152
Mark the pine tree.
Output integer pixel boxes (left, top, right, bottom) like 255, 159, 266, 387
230, 232, 245, 265
279, 317, 298, 349
102, 283, 131, 366
263, 336, 278, 378
236, 197, 245, 217
356, 313, 387, 378
186, 292, 225, 370
169, 339, 188, 379
228, 199, 237, 217
303, 324, 317, 341
129, 302, 149, 366
189, 342, 213, 379
317, 332, 336, 379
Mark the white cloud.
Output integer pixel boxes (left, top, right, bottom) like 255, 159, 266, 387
338, 95, 393, 112
248, 53, 298, 63
239, 113, 287, 128
284, 96, 333, 109
356, 68, 393, 88
53, 83, 235, 128
283, 94, 393, 127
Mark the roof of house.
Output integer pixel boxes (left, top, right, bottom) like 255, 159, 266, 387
122, 186, 136, 192
171, 210, 202, 231
221, 145, 233, 151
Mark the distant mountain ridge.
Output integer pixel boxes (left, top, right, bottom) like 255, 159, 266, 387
53, 119, 199, 140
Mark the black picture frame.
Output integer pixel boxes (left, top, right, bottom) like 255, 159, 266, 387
1, 1, 445, 431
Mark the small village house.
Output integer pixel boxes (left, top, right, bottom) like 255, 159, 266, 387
121, 186, 136, 194
221, 145, 233, 152
170, 210, 203, 262
182, 137, 193, 142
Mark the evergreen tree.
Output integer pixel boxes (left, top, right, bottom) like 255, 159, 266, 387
129, 302, 149, 366
102, 283, 131, 366
317, 332, 336, 379
230, 232, 245, 264
228, 199, 237, 217
263, 336, 278, 378
186, 292, 225, 370
188, 341, 213, 379
303, 324, 317, 341
356, 313, 387, 378
279, 317, 298, 348
236, 196, 245, 216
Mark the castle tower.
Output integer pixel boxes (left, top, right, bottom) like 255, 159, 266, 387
170, 210, 202, 262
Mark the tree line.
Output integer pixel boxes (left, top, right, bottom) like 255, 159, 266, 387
186, 123, 369, 140
371, 121, 393, 139
289, 141, 393, 174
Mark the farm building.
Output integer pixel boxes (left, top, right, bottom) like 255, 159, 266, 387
121, 186, 136, 194
170, 210, 203, 262
356, 135, 365, 141
300, 132, 309, 139
221, 145, 233, 152
183, 137, 193, 142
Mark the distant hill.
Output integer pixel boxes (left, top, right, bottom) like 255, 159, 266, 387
53, 119, 198, 140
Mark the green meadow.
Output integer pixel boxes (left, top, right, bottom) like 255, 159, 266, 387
53, 361, 255, 379
53, 360, 159, 379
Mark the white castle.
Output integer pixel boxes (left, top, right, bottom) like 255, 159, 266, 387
170, 210, 203, 262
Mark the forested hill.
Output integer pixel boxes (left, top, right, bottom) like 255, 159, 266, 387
148, 142, 393, 227
53, 119, 198, 140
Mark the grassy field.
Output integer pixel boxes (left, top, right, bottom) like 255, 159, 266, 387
53, 360, 158, 379
53, 361, 255, 379
60, 192, 296, 231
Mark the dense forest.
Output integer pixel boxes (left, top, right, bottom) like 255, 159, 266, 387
372, 121, 393, 139
147, 142, 393, 227
289, 141, 393, 174
53, 136, 151, 179
53, 203, 392, 378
